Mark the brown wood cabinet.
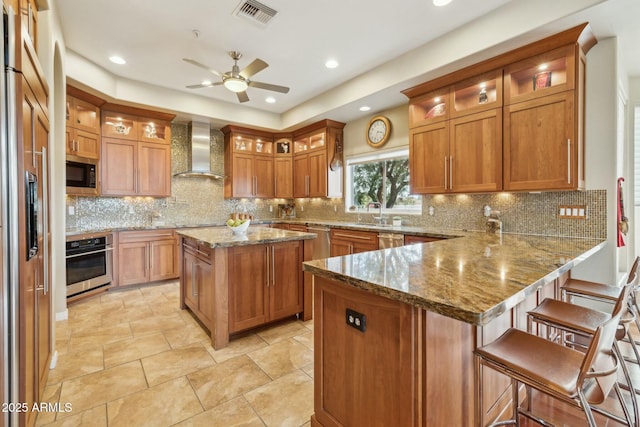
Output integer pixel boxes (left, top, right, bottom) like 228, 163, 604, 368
182, 239, 215, 325
222, 125, 274, 198
503, 44, 585, 191
403, 235, 443, 245
292, 121, 344, 198
330, 229, 378, 256
403, 24, 595, 194
409, 71, 503, 194
313, 276, 420, 427
65, 90, 102, 161
274, 137, 293, 198
101, 137, 171, 196
311, 272, 566, 427
116, 229, 179, 286
228, 240, 303, 333
100, 107, 174, 197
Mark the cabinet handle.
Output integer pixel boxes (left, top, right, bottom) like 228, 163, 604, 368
271, 246, 275, 287
265, 246, 270, 287
444, 157, 447, 190
36, 147, 49, 294
332, 233, 374, 241
306, 175, 310, 196
192, 263, 197, 297
449, 156, 453, 190
567, 139, 571, 184
149, 245, 154, 271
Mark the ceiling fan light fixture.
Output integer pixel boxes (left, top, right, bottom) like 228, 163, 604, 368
223, 77, 248, 92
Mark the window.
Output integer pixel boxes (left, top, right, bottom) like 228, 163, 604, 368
345, 149, 421, 214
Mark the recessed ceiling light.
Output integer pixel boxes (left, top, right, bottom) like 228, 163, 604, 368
265, 97, 276, 104
325, 59, 339, 69
109, 55, 126, 65
359, 106, 371, 112
433, 0, 452, 6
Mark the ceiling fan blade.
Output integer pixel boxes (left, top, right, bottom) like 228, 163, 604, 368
182, 58, 222, 77
236, 91, 250, 103
186, 82, 223, 89
239, 59, 268, 79
248, 80, 290, 94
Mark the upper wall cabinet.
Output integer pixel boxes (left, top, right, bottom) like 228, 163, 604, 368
408, 88, 450, 128
222, 126, 275, 199
221, 120, 344, 199
292, 120, 345, 199
403, 23, 596, 194
503, 45, 575, 105
503, 43, 588, 191
66, 86, 104, 162
409, 70, 503, 194
100, 105, 174, 197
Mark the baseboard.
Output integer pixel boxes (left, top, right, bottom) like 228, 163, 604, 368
49, 350, 58, 369
55, 309, 68, 321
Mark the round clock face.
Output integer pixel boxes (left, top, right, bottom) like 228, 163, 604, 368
367, 116, 391, 147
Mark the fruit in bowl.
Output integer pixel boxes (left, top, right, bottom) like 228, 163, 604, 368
226, 218, 251, 234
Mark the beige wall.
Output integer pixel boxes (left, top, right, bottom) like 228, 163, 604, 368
343, 104, 409, 157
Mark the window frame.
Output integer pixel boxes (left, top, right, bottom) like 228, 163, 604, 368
344, 148, 422, 215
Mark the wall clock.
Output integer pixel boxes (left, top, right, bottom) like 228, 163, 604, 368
366, 115, 391, 148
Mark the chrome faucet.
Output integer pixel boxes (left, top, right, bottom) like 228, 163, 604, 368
486, 210, 502, 234
368, 202, 386, 225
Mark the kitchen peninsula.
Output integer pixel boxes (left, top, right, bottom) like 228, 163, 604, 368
178, 226, 315, 349
303, 232, 606, 426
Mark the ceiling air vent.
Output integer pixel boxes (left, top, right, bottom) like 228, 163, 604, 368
233, 0, 278, 27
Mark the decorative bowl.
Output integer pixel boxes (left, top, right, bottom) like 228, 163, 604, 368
227, 219, 250, 235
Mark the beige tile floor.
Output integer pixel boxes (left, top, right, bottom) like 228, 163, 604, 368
38, 281, 314, 427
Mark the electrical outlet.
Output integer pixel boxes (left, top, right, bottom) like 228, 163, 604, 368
346, 309, 366, 332
558, 205, 587, 219
68, 206, 75, 215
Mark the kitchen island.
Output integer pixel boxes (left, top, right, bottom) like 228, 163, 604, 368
178, 226, 316, 349
303, 232, 606, 426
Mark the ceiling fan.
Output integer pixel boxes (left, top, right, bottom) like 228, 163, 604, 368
183, 51, 290, 103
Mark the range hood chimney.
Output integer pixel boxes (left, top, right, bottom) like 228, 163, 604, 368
174, 121, 224, 179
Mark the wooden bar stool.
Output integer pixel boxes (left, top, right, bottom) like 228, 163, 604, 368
475, 312, 628, 426
527, 279, 637, 425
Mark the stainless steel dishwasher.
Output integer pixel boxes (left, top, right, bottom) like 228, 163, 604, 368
378, 233, 404, 249
307, 226, 330, 259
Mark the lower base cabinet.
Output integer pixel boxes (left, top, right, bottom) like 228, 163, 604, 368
228, 240, 303, 333
311, 273, 566, 426
182, 240, 214, 325
116, 230, 178, 286
180, 236, 309, 348
329, 229, 378, 256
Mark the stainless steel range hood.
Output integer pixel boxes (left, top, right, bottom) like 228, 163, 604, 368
173, 121, 224, 179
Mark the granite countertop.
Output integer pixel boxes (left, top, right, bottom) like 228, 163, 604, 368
177, 226, 316, 248
65, 219, 459, 240
302, 232, 606, 326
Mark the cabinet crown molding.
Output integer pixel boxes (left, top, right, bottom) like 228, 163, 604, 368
402, 22, 595, 100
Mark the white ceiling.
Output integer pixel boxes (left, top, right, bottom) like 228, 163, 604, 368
53, 0, 640, 129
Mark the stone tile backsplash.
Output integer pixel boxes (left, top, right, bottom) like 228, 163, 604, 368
66, 123, 606, 239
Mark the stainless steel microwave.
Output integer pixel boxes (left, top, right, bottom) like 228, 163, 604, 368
66, 156, 98, 195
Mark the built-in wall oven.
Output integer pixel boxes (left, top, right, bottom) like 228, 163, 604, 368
66, 233, 113, 297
